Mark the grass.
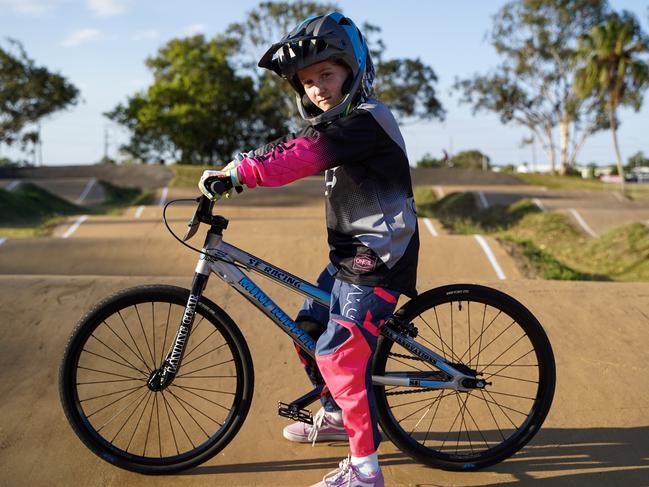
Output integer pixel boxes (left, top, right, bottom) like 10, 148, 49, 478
0, 181, 152, 237
169, 164, 215, 188
516, 173, 649, 201
415, 186, 649, 282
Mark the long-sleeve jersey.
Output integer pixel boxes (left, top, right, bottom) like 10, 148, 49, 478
236, 98, 419, 297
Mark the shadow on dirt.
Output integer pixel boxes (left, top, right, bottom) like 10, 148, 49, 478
187, 426, 649, 486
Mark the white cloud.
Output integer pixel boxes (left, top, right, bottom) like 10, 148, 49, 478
87, 0, 127, 17
132, 29, 159, 41
182, 24, 206, 36
61, 28, 101, 48
0, 0, 57, 15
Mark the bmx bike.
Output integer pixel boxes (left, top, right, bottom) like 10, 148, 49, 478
59, 196, 556, 474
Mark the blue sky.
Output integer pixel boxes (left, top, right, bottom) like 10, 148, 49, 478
1, 0, 647, 167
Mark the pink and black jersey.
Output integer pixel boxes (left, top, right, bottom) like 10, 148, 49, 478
236, 98, 419, 297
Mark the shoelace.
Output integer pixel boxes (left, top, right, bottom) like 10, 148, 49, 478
307, 408, 327, 446
322, 455, 354, 487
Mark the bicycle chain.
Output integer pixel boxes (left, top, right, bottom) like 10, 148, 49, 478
385, 387, 436, 397
388, 351, 426, 362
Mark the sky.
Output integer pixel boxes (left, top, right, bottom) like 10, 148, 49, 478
0, 0, 648, 167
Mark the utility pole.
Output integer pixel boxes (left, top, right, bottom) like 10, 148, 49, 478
38, 123, 43, 166
103, 125, 109, 162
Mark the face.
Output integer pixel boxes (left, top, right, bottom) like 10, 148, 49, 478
297, 60, 349, 112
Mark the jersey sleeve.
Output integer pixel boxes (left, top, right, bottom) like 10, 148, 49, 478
236, 110, 378, 188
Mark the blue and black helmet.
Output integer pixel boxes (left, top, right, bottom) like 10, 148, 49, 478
258, 12, 374, 125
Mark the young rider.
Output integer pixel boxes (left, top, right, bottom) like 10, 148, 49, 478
199, 12, 419, 487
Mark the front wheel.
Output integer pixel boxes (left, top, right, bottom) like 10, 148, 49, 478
59, 285, 254, 474
373, 284, 555, 471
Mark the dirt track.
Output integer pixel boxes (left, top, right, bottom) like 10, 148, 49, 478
1, 172, 649, 486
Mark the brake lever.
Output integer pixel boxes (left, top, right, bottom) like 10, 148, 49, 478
182, 196, 213, 241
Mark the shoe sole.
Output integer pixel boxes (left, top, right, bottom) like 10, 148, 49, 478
282, 429, 349, 443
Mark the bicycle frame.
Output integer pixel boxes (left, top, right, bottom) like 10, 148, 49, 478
150, 216, 484, 395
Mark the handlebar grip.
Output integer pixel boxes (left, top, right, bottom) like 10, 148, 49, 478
205, 177, 228, 196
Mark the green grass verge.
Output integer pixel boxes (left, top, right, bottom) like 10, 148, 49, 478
0, 181, 152, 237
169, 164, 215, 188
415, 186, 649, 282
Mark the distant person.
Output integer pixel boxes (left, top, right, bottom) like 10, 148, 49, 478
198, 12, 419, 487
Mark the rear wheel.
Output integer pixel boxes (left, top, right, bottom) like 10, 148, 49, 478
59, 285, 254, 474
373, 284, 555, 470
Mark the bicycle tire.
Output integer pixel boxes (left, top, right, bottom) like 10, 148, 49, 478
59, 285, 254, 474
373, 284, 555, 471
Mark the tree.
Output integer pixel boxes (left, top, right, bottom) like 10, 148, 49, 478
574, 10, 649, 185
455, 0, 608, 174
225, 1, 445, 136
0, 38, 79, 155
450, 150, 491, 170
107, 35, 259, 164
416, 153, 444, 168
627, 151, 649, 169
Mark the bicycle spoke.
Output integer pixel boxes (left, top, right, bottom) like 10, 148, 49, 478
175, 384, 236, 396
143, 390, 155, 457
161, 390, 196, 449
126, 391, 153, 451
460, 318, 515, 365
480, 389, 506, 441
102, 320, 151, 371
134, 304, 156, 368
454, 393, 472, 455
458, 309, 502, 365
182, 343, 229, 368
173, 385, 231, 417
118, 310, 152, 373
462, 393, 491, 450
482, 349, 537, 380
107, 389, 150, 442
409, 389, 445, 435
182, 320, 215, 361
166, 389, 213, 438
160, 391, 181, 455
87, 385, 142, 419
88, 334, 149, 376
176, 358, 234, 377
80, 384, 143, 404
422, 389, 448, 446
81, 348, 147, 376
77, 365, 142, 381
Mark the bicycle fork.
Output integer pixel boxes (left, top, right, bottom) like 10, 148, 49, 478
146, 272, 208, 392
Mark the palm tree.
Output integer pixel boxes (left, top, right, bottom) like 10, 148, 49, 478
574, 11, 649, 187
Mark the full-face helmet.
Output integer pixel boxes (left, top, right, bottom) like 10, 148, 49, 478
258, 12, 374, 125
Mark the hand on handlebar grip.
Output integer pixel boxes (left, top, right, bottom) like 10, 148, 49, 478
198, 169, 243, 201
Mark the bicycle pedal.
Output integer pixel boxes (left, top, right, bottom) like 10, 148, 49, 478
277, 401, 313, 425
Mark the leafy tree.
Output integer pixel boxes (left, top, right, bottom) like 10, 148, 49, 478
225, 1, 445, 137
0, 38, 79, 153
450, 150, 491, 170
455, 0, 608, 174
416, 153, 444, 168
106, 35, 259, 164
574, 10, 649, 185
627, 151, 649, 169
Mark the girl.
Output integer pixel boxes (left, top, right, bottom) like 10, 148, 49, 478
199, 12, 419, 487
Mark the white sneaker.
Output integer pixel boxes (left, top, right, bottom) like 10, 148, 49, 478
282, 408, 348, 444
